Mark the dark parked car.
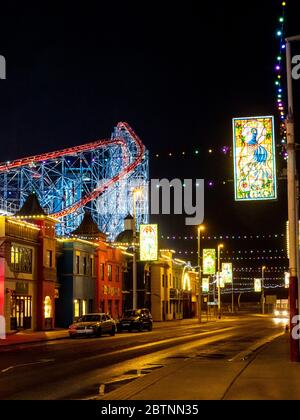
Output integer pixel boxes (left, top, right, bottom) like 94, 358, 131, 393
119, 308, 153, 332
68, 313, 116, 338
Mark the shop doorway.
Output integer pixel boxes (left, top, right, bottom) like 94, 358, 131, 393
11, 295, 32, 330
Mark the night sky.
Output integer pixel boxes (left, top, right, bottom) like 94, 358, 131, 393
0, 1, 300, 264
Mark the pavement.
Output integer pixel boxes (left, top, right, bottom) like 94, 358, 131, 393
98, 333, 300, 400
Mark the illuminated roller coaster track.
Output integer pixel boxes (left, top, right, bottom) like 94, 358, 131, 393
0, 122, 149, 239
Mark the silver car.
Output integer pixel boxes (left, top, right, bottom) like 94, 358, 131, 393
69, 313, 116, 338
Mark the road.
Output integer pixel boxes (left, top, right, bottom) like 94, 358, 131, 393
0, 315, 286, 400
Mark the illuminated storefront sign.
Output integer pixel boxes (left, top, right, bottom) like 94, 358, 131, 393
140, 224, 158, 261
203, 249, 216, 275
254, 278, 262, 293
233, 116, 277, 201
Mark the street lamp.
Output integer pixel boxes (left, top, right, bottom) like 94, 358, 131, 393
261, 266, 266, 315
217, 244, 224, 319
286, 34, 300, 362
197, 225, 205, 323
132, 188, 142, 310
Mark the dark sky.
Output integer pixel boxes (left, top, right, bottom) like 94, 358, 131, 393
0, 0, 300, 251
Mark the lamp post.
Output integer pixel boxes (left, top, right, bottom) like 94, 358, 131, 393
217, 244, 224, 319
132, 188, 141, 310
197, 225, 205, 323
286, 35, 300, 362
261, 266, 266, 315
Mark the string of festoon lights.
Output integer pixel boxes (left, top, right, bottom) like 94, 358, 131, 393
176, 251, 287, 260
152, 4, 288, 165
160, 233, 285, 240
275, 1, 288, 159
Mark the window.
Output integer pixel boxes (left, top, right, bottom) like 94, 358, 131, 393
44, 296, 52, 319
108, 300, 112, 314
74, 299, 80, 318
46, 250, 53, 268
100, 263, 104, 281
108, 264, 112, 281
90, 257, 94, 276
82, 300, 87, 316
116, 266, 120, 282
89, 299, 93, 313
10, 245, 32, 273
83, 257, 87, 275
76, 254, 80, 274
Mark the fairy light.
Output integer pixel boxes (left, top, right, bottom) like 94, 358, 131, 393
275, 1, 288, 154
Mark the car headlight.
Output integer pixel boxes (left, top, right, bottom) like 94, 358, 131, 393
274, 310, 280, 316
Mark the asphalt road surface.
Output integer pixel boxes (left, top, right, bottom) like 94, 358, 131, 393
0, 315, 286, 400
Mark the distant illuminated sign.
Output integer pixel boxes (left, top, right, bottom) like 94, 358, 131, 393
285, 272, 290, 289
203, 249, 216, 275
233, 116, 277, 201
254, 278, 262, 293
202, 278, 209, 293
140, 224, 158, 261
221, 263, 233, 284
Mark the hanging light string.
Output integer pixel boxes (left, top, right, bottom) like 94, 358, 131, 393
275, 1, 288, 158
161, 233, 285, 240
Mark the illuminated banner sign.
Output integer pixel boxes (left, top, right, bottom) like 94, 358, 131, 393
140, 224, 158, 261
233, 116, 277, 201
203, 249, 216, 275
202, 278, 209, 293
221, 263, 233, 284
254, 279, 262, 293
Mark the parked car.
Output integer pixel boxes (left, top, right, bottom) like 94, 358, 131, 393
119, 308, 153, 332
69, 313, 116, 338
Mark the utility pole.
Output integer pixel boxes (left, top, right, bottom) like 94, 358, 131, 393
286, 35, 300, 362
261, 266, 266, 315
132, 189, 141, 310
197, 225, 205, 323
217, 244, 224, 319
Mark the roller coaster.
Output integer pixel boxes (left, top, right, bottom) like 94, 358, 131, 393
0, 122, 149, 240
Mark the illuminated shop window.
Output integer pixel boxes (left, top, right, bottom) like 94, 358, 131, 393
44, 296, 52, 319
82, 300, 87, 316
74, 299, 80, 318
10, 245, 32, 273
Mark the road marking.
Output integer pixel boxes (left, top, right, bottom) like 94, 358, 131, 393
1, 359, 55, 373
